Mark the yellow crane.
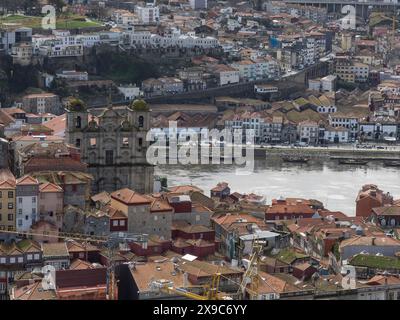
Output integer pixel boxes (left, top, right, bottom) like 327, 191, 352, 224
158, 273, 222, 300
236, 240, 264, 299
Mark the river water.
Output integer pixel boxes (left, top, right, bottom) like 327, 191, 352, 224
155, 159, 400, 216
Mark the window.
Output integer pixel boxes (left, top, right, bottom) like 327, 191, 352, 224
113, 220, 118, 226
18, 197, 22, 204
75, 116, 82, 128
8, 214, 13, 221
138, 116, 144, 128
122, 137, 129, 147
8, 191, 13, 198
32, 197, 36, 203
0, 257, 5, 264
90, 138, 97, 147
138, 138, 143, 147
18, 209, 22, 215
27, 254, 33, 261
34, 254, 39, 260
10, 257, 15, 263
0, 191, 2, 198
18, 257, 23, 263
32, 208, 36, 214
8, 203, 13, 209
18, 219, 22, 226
105, 150, 114, 165
75, 138, 81, 147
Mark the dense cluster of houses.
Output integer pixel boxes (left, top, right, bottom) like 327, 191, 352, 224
1, 176, 400, 300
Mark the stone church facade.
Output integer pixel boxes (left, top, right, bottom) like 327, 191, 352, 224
65, 99, 154, 194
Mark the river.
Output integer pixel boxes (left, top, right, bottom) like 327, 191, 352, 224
155, 159, 400, 216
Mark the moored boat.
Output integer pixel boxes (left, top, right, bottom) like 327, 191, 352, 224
384, 160, 400, 167
338, 159, 368, 165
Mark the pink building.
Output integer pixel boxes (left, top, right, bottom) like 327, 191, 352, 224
39, 182, 64, 231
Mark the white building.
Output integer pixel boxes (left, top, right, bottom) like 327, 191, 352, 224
136, 4, 160, 24
321, 75, 337, 92
308, 78, 321, 91
231, 57, 280, 82
56, 70, 89, 81
16, 176, 39, 232
112, 9, 138, 26
328, 113, 359, 142
359, 116, 398, 141
118, 84, 141, 101
127, 30, 219, 49
0, 25, 32, 54
214, 64, 240, 86
297, 120, 319, 144
324, 126, 349, 143
190, 0, 208, 10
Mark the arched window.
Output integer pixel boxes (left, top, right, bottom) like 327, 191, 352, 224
75, 116, 82, 129
138, 116, 144, 128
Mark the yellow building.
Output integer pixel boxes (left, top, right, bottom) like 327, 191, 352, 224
0, 169, 16, 231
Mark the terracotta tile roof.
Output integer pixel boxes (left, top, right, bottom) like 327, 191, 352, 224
185, 239, 215, 248
144, 195, 174, 213
66, 240, 99, 253
16, 239, 41, 253
0, 109, 16, 126
340, 235, 400, 249
0, 168, 16, 187
111, 188, 152, 205
41, 242, 69, 258
253, 271, 299, 295
12, 282, 56, 300
43, 114, 66, 136
16, 175, 39, 186
56, 268, 107, 289
69, 259, 96, 270
91, 191, 111, 205
130, 260, 190, 292
366, 275, 400, 286
39, 182, 63, 193
372, 205, 400, 216
168, 185, 204, 194
24, 157, 87, 173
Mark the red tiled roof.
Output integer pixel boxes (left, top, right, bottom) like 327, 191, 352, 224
111, 188, 151, 205
16, 175, 39, 186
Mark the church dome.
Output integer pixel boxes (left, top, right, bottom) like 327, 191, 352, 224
67, 98, 87, 112
130, 99, 149, 111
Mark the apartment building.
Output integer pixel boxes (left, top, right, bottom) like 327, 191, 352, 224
335, 57, 369, 83
16, 176, 39, 232
136, 4, 160, 24
0, 169, 16, 231
0, 26, 32, 54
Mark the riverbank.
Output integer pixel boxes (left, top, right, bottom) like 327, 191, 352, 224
262, 146, 400, 161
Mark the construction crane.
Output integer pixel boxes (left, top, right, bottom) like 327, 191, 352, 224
156, 273, 222, 300
236, 240, 265, 300
0, 228, 148, 300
